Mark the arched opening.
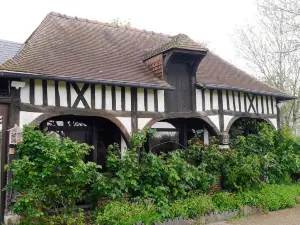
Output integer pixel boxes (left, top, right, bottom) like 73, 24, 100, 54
148, 117, 218, 154
228, 117, 272, 147
40, 115, 127, 168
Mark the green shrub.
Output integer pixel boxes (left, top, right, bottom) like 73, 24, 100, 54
168, 193, 214, 219
92, 130, 213, 205
94, 184, 300, 224
223, 124, 300, 190
239, 184, 300, 211
5, 126, 100, 224
95, 200, 162, 225
211, 192, 243, 212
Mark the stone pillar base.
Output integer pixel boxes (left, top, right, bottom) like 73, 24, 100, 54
4, 215, 20, 225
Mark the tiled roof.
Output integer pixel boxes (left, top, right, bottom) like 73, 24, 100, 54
0, 12, 294, 98
0, 39, 22, 64
196, 53, 292, 98
0, 12, 172, 89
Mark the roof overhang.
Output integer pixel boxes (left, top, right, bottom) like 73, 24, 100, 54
0, 70, 175, 90
195, 82, 297, 100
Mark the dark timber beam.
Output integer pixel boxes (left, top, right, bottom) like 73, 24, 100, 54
218, 90, 224, 132
6, 85, 21, 214
131, 87, 138, 133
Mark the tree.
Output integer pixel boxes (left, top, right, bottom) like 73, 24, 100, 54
235, 0, 300, 133
110, 18, 131, 27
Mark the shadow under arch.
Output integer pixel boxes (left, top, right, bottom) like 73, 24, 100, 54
225, 116, 276, 133
29, 113, 130, 141
143, 116, 220, 136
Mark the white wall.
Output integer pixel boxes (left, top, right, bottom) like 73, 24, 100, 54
19, 111, 43, 127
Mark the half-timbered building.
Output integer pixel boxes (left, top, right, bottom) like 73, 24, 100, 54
0, 12, 296, 222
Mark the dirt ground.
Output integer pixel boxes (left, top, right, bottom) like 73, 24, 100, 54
209, 205, 300, 225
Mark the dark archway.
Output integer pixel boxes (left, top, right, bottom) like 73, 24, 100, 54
226, 116, 276, 133
144, 115, 220, 135
39, 115, 128, 168
29, 113, 130, 140
227, 117, 273, 147
147, 117, 218, 154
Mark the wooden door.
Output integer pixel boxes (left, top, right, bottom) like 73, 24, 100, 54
0, 105, 8, 223
165, 62, 192, 112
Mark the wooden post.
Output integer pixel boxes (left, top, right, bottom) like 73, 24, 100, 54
276, 99, 281, 129
5, 86, 20, 214
131, 88, 138, 133
218, 90, 224, 133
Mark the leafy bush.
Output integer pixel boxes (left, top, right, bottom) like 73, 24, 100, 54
181, 137, 224, 177
5, 126, 100, 224
92, 134, 213, 205
238, 184, 300, 211
223, 124, 300, 190
95, 200, 162, 225
95, 184, 300, 224
211, 192, 243, 212
168, 193, 214, 219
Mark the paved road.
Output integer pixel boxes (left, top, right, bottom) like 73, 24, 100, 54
209, 205, 300, 225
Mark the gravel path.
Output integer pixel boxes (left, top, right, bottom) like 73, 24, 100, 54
209, 205, 300, 225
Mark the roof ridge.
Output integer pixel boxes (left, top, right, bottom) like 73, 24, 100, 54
49, 12, 171, 38
0, 39, 22, 45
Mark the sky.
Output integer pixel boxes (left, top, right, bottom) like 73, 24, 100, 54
0, 0, 258, 72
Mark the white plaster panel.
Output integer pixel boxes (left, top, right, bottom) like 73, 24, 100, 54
203, 127, 209, 145
157, 90, 165, 112
20, 80, 30, 104
222, 90, 227, 110
229, 91, 234, 111
138, 118, 152, 130
19, 111, 43, 127
152, 122, 175, 129
83, 84, 91, 108
115, 86, 122, 110
267, 96, 272, 113
196, 89, 202, 111
125, 87, 131, 111
147, 89, 155, 112
234, 92, 239, 111
120, 135, 127, 157
257, 95, 262, 114
224, 115, 234, 131
240, 92, 245, 112
95, 84, 102, 109
205, 89, 211, 110
47, 80, 56, 106
34, 80, 43, 105
212, 90, 218, 110
116, 117, 131, 134
137, 88, 144, 111
272, 97, 277, 114
269, 118, 278, 130
208, 115, 220, 131
59, 81, 68, 107
70, 83, 78, 107
105, 86, 112, 110
263, 96, 268, 114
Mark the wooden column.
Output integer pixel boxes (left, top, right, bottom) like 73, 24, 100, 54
131, 88, 138, 133
218, 90, 224, 132
276, 99, 281, 129
179, 123, 188, 147
218, 90, 229, 148
5, 86, 21, 214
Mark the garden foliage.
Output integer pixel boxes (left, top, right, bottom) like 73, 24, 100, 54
5, 123, 300, 224
6, 126, 99, 224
